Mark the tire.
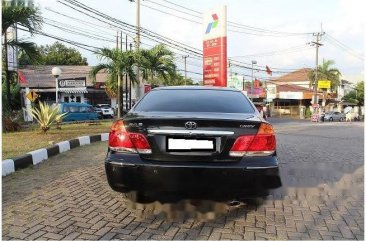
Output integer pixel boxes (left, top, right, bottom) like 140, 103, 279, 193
329, 117, 333, 122
339, 117, 344, 122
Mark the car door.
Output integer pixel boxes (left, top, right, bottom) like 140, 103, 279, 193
334, 112, 341, 120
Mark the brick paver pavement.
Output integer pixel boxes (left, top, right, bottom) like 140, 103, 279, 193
2, 120, 364, 240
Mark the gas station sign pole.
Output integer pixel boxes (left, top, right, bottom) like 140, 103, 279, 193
203, 6, 227, 87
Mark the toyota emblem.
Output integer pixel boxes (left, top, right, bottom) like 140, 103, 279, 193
185, 121, 197, 130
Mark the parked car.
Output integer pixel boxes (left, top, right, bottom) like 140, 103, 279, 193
95, 104, 114, 119
105, 86, 281, 203
324, 111, 345, 121
59, 102, 98, 122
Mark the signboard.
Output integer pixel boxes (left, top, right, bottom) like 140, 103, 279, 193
203, 6, 227, 87
26, 90, 38, 102
266, 86, 277, 100
227, 75, 243, 90
318, 80, 331, 89
311, 114, 319, 122
58, 77, 86, 88
94, 82, 106, 89
6, 26, 18, 71
279, 91, 303, 100
247, 87, 264, 95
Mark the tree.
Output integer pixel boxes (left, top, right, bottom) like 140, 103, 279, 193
343, 81, 364, 106
90, 48, 137, 113
19, 41, 88, 65
2, 1, 43, 110
136, 44, 176, 86
308, 59, 341, 92
160, 72, 197, 86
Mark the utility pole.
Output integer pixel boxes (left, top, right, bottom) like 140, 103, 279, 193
129, 42, 133, 109
229, 60, 232, 79
182, 55, 189, 85
311, 31, 325, 108
125, 33, 128, 110
116, 31, 122, 118
4, 27, 11, 111
251, 60, 257, 101
135, 0, 141, 99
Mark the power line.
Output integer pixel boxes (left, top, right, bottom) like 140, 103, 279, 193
147, 0, 313, 37
142, 1, 307, 37
45, 8, 157, 49
46, 7, 136, 39
229, 44, 313, 58
43, 20, 116, 43
18, 26, 102, 53
177, 69, 202, 75
325, 33, 364, 60
49, 0, 313, 75
58, 0, 203, 58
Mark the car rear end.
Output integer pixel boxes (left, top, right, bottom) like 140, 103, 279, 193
105, 87, 280, 201
101, 107, 114, 118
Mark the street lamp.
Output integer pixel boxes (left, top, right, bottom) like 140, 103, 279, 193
52, 67, 62, 103
251, 60, 257, 100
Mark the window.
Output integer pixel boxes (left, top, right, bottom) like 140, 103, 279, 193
69, 106, 80, 112
80, 107, 89, 112
134, 89, 255, 113
76, 96, 81, 103
64, 96, 69, 103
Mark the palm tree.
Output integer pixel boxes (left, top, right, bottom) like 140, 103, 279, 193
2, 1, 43, 110
90, 48, 137, 116
136, 44, 176, 86
308, 59, 341, 92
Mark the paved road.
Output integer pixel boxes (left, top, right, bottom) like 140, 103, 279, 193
2, 120, 364, 240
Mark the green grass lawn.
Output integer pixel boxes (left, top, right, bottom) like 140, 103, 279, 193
2, 121, 113, 160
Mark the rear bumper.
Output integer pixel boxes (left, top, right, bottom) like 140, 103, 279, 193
105, 153, 281, 199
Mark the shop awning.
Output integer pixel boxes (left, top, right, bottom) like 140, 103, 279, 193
58, 87, 88, 93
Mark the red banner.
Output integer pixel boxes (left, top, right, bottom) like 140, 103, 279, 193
144, 84, 151, 94
203, 37, 227, 86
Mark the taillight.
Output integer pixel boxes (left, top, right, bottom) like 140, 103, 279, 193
109, 120, 151, 154
229, 123, 276, 157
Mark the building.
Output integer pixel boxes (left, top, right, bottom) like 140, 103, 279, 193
19, 65, 111, 106
266, 68, 338, 118
271, 68, 312, 88
336, 79, 353, 101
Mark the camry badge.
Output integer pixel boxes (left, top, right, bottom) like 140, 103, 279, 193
240, 124, 255, 128
185, 121, 197, 130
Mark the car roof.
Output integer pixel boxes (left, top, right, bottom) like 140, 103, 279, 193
60, 102, 91, 106
152, 86, 241, 92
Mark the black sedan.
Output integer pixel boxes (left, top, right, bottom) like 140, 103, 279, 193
105, 86, 281, 203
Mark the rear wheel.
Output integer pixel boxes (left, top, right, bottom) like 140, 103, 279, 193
329, 117, 333, 122
339, 117, 344, 122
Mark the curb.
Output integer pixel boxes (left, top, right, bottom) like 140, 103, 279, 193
2, 133, 109, 177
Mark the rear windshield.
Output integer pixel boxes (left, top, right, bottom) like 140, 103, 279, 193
134, 89, 255, 113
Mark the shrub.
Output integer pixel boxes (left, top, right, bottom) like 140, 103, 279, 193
30, 102, 67, 133
305, 107, 312, 118
2, 110, 24, 132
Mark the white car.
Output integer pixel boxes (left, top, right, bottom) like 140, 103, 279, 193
95, 104, 114, 118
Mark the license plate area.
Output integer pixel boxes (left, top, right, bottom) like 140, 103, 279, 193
167, 137, 216, 152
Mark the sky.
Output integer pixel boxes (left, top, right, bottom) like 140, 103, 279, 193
23, 0, 365, 84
